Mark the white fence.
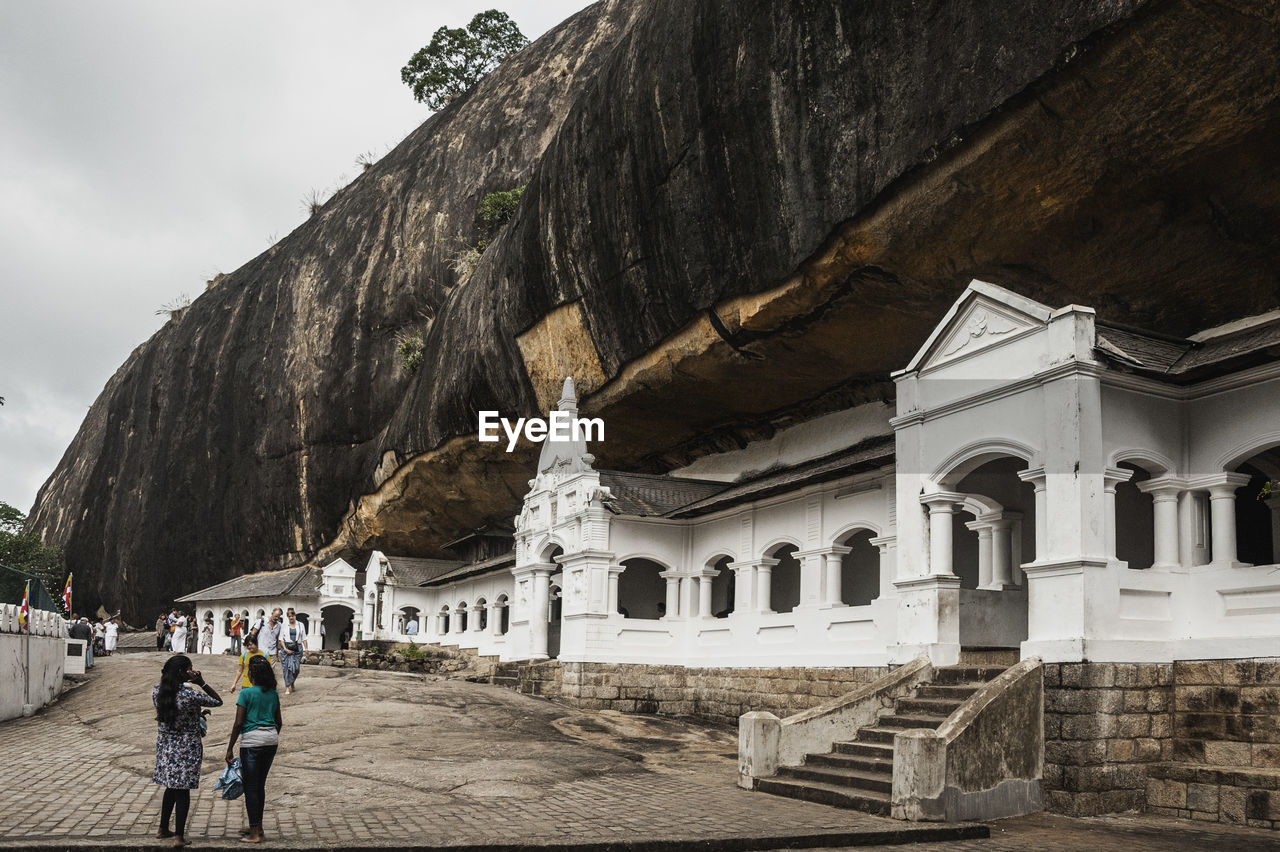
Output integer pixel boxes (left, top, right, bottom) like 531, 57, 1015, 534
0, 603, 67, 722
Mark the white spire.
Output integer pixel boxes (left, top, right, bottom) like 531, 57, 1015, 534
536, 376, 593, 475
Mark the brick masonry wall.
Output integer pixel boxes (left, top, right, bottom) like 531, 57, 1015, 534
1042, 662, 1175, 816
545, 663, 890, 727
1169, 659, 1280, 767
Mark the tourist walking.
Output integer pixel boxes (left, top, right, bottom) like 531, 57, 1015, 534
104, 617, 118, 655
93, 620, 106, 656
255, 608, 283, 670
152, 654, 222, 848
156, 613, 168, 650
225, 656, 282, 844
279, 608, 308, 695
69, 617, 93, 669
199, 617, 214, 655
232, 634, 266, 692
230, 613, 243, 655
170, 612, 188, 653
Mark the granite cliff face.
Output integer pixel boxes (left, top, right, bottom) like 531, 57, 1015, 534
29, 0, 1280, 622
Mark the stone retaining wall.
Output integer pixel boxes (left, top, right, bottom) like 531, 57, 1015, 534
304, 645, 477, 676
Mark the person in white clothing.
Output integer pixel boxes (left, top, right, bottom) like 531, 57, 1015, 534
170, 614, 188, 653
104, 617, 119, 655
279, 608, 309, 695
199, 618, 214, 654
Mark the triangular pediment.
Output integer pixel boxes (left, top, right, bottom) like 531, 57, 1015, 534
900, 280, 1054, 374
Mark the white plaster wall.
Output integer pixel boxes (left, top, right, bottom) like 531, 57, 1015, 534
1100, 385, 1183, 474
0, 606, 65, 721
1186, 372, 1280, 475
193, 596, 321, 656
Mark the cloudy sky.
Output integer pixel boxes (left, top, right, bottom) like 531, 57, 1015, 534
0, 0, 591, 515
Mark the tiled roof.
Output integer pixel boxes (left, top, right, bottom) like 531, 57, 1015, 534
666, 435, 896, 518
1096, 314, 1280, 382
378, 556, 464, 586
421, 552, 516, 587
597, 471, 729, 517
176, 565, 319, 603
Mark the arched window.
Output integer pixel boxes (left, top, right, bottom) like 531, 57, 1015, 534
617, 558, 666, 619
1115, 461, 1156, 570
708, 556, 734, 617
950, 457, 1035, 588
438, 605, 450, 635
838, 530, 880, 606
475, 598, 488, 630
495, 594, 510, 635
222, 609, 233, 637
767, 544, 801, 614
456, 602, 468, 633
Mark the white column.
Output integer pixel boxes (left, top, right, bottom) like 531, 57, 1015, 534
470, 606, 484, 633
529, 569, 551, 658
966, 521, 994, 588
454, 609, 466, 634
729, 561, 755, 612
1138, 480, 1183, 570
990, 518, 1016, 587
1103, 467, 1134, 561
1018, 469, 1047, 560
820, 546, 852, 607
698, 572, 713, 618
489, 605, 504, 636
607, 565, 623, 614
921, 493, 965, 577
660, 571, 681, 619
1207, 473, 1252, 568
755, 558, 779, 613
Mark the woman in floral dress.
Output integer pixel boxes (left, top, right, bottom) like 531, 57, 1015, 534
153, 654, 222, 847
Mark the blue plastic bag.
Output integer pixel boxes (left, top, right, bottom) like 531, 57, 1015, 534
213, 758, 243, 800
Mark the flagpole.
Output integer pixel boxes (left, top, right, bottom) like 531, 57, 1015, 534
23, 581, 31, 710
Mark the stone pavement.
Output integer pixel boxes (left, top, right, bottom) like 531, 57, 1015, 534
0, 652, 1276, 851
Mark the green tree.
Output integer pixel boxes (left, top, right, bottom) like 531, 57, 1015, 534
475, 185, 525, 251
0, 501, 66, 602
401, 10, 529, 110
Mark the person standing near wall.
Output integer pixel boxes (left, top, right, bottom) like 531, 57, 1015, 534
279, 608, 308, 695
69, 617, 93, 669
153, 654, 222, 848
226, 656, 282, 844
230, 614, 242, 656
256, 608, 283, 672
104, 617, 118, 656
156, 614, 168, 651
199, 618, 214, 655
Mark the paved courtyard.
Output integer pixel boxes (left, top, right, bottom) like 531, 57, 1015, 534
0, 651, 1276, 851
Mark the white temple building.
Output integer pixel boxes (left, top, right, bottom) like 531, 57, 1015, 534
185, 280, 1280, 669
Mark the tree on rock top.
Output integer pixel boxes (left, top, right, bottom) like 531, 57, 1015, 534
401, 10, 529, 110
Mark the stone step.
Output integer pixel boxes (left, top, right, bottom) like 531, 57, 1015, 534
876, 712, 950, 730
806, 751, 894, 775
931, 666, 1007, 685
854, 727, 897, 745
777, 764, 893, 795
895, 696, 964, 716
754, 777, 891, 815
915, 683, 980, 700
833, 740, 894, 759
958, 647, 1022, 666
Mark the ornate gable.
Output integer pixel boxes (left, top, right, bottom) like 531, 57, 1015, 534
901, 280, 1054, 375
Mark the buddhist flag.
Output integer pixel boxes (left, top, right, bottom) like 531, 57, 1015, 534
62, 573, 72, 613
18, 580, 30, 632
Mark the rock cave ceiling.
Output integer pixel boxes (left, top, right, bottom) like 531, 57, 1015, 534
27, 0, 1280, 621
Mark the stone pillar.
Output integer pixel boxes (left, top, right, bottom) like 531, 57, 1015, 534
1103, 467, 1134, 561
528, 568, 552, 659
755, 558, 779, 613
698, 572, 714, 618
989, 518, 1017, 588
1205, 473, 1253, 567
921, 493, 965, 577
489, 604, 504, 636
1138, 479, 1183, 570
454, 608, 466, 634
470, 606, 484, 633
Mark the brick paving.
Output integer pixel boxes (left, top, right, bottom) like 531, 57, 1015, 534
0, 652, 1276, 850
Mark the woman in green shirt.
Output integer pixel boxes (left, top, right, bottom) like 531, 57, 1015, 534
225, 655, 282, 844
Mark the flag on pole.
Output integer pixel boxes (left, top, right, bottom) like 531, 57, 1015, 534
62, 573, 73, 614
18, 580, 30, 632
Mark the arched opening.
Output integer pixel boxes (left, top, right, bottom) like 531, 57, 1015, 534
475, 598, 488, 631
1233, 448, 1280, 565
294, 612, 310, 634
456, 602, 468, 633
767, 543, 801, 614
709, 555, 734, 618
617, 558, 666, 619
399, 606, 420, 636
320, 604, 354, 651
438, 605, 451, 635
950, 457, 1036, 589
838, 529, 880, 606
495, 594, 510, 635
548, 585, 562, 659
1114, 461, 1156, 570
222, 609, 234, 637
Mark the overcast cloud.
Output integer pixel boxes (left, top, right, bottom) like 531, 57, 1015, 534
0, 1, 591, 515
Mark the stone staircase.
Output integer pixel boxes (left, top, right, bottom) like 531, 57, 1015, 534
484, 659, 563, 698
754, 659, 1014, 815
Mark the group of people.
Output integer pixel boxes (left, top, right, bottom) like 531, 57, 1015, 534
150, 606, 309, 846
66, 614, 118, 668
156, 610, 217, 655
152, 654, 280, 846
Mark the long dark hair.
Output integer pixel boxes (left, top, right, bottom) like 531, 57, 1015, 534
156, 655, 191, 726
247, 655, 276, 691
